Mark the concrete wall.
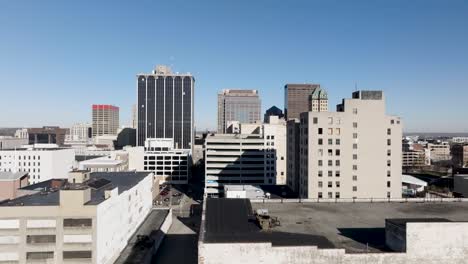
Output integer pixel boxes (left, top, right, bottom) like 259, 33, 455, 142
96, 174, 153, 264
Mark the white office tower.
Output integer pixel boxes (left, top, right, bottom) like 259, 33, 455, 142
65, 123, 92, 143
0, 145, 75, 185
290, 90, 402, 199
205, 116, 287, 197
128, 138, 190, 184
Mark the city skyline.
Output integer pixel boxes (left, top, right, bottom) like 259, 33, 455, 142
1, 1, 468, 132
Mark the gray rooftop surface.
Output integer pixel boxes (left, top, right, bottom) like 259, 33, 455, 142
0, 172, 150, 207
0, 172, 28, 181
251, 201, 468, 253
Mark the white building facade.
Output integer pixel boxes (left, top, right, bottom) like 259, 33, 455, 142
0, 147, 75, 185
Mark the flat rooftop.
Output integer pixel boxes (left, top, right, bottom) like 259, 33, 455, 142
250, 201, 468, 253
0, 172, 28, 181
203, 199, 335, 248
0, 172, 150, 207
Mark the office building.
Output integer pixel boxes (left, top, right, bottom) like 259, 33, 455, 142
402, 142, 430, 167
0, 146, 75, 185
452, 137, 468, 144
290, 90, 402, 199
205, 117, 287, 197
0, 171, 156, 264
136, 65, 194, 150
128, 138, 191, 184
78, 151, 129, 173
264, 106, 284, 123
28, 127, 68, 146
199, 198, 468, 264
217, 89, 261, 133
92, 105, 119, 137
284, 84, 327, 120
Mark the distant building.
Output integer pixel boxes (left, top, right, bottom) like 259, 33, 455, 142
427, 143, 451, 162
402, 142, 430, 167
27, 127, 68, 146
284, 84, 327, 120
136, 65, 194, 150
115, 128, 136, 150
92, 105, 119, 137
264, 106, 284, 123
131, 104, 137, 129
0, 146, 75, 185
452, 144, 468, 168
128, 139, 191, 184
452, 137, 468, 144
217, 89, 261, 133
66, 123, 92, 143
14, 128, 28, 139
0, 137, 28, 150
290, 90, 402, 199
0, 172, 29, 201
0, 171, 156, 264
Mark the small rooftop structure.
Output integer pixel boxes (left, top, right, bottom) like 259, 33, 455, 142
0, 172, 28, 181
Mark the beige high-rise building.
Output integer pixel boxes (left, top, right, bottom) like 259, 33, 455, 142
289, 90, 402, 199
92, 105, 119, 137
217, 89, 261, 133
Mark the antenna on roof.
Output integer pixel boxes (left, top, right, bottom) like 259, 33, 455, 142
354, 82, 358, 91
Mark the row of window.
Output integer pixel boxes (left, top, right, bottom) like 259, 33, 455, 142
318, 138, 341, 145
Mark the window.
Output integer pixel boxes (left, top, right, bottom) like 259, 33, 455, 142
387, 171, 391, 177
353, 165, 358, 170
318, 160, 323, 166
328, 117, 333, 124
353, 154, 358, 160
328, 170, 333, 177
335, 171, 340, 177
387, 192, 391, 198
63, 251, 92, 259
387, 160, 391, 166
313, 117, 318, 124
335, 149, 340, 156
335, 160, 340, 166
27, 252, 54, 260
318, 139, 323, 145
336, 181, 340, 188
266, 135, 270, 139
63, 218, 92, 228
353, 133, 358, 139
353, 108, 358, 114
328, 192, 333, 198
336, 139, 341, 145
271, 135, 275, 139
318, 149, 323, 156
318, 171, 323, 177
318, 128, 323, 135
328, 160, 333, 166
387, 139, 392, 146
328, 139, 333, 145
352, 175, 357, 181
328, 181, 333, 188
328, 128, 333, 135
318, 192, 323, 198
353, 143, 358, 149
318, 181, 323, 188
335, 128, 341, 135
328, 149, 333, 156
353, 122, 358, 128
387, 150, 391, 156
353, 186, 357, 192
387, 128, 391, 135
335, 192, 340, 198
27, 235, 56, 244
391, 119, 395, 124
387, 181, 391, 188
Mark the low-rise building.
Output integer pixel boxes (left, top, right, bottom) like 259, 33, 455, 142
427, 143, 451, 162
78, 151, 128, 172
0, 137, 28, 150
0, 146, 75, 185
0, 171, 156, 264
128, 138, 191, 184
28, 127, 68, 146
0, 172, 29, 201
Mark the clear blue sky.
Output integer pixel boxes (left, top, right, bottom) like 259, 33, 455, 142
1, 0, 467, 132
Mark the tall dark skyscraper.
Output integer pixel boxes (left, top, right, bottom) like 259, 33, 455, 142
284, 84, 328, 120
136, 65, 194, 150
